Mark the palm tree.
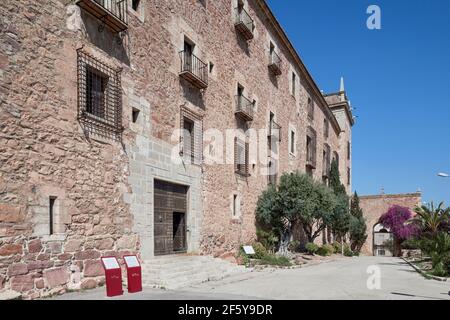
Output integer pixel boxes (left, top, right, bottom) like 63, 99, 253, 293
411, 202, 450, 236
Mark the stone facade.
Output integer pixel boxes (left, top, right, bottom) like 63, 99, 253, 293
359, 193, 422, 255
0, 0, 354, 298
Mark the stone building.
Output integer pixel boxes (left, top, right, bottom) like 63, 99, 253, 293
0, 0, 354, 298
359, 193, 422, 256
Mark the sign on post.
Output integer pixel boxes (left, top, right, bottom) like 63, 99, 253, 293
100, 256, 123, 297
123, 255, 142, 293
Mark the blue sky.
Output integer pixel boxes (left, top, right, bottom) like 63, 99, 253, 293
267, 0, 450, 206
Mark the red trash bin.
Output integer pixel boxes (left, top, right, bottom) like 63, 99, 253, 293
123, 255, 142, 293
100, 256, 123, 297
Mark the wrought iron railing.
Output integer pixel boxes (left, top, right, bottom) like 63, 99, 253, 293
268, 120, 281, 141
269, 51, 282, 74
235, 95, 254, 119
179, 50, 208, 87
94, 0, 127, 23
77, 0, 128, 32
234, 7, 254, 37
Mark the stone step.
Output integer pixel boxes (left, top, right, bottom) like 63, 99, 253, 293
141, 255, 248, 290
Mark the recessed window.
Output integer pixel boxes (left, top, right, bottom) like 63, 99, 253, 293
49, 196, 57, 235
183, 118, 195, 164
132, 0, 140, 11
291, 72, 296, 96
232, 194, 238, 217
290, 130, 296, 154
209, 61, 214, 73
307, 96, 314, 120
324, 118, 329, 139
132, 108, 140, 123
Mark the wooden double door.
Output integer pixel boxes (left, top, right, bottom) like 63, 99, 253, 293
154, 180, 188, 256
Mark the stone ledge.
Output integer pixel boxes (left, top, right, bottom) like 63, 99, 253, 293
402, 258, 449, 282
0, 290, 22, 300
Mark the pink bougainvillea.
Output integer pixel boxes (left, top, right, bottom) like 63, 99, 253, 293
379, 205, 421, 240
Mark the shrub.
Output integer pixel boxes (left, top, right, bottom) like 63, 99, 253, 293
252, 242, 268, 259
258, 254, 292, 267
343, 245, 353, 257
317, 244, 334, 256
305, 242, 319, 255
431, 261, 448, 277
256, 228, 279, 253
332, 242, 342, 253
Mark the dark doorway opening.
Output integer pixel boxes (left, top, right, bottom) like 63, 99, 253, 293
173, 212, 186, 252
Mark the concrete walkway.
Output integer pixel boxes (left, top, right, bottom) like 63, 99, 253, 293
49, 256, 450, 300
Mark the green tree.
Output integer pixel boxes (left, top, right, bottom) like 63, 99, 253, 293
328, 159, 351, 244
411, 202, 450, 237
349, 192, 368, 252
256, 172, 337, 255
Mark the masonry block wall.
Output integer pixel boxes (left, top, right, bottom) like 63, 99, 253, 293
0, 0, 354, 298
359, 193, 422, 255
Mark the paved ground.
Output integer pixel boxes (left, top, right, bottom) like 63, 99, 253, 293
50, 257, 450, 300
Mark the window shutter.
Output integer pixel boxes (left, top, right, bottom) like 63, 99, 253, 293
245, 141, 249, 176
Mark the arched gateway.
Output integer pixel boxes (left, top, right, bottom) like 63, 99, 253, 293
373, 223, 394, 256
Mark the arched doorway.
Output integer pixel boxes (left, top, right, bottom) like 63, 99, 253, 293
373, 223, 394, 256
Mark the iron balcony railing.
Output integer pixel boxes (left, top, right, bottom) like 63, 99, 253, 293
179, 50, 208, 89
76, 0, 128, 33
235, 95, 254, 121
234, 7, 254, 40
268, 51, 282, 75
268, 120, 281, 142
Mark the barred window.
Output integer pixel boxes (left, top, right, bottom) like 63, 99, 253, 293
77, 49, 122, 140
180, 106, 203, 165
234, 137, 249, 177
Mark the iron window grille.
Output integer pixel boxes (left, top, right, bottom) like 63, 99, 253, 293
235, 94, 254, 121
77, 49, 122, 140
234, 137, 249, 177
76, 0, 128, 33
179, 50, 208, 89
180, 106, 203, 165
234, 7, 254, 40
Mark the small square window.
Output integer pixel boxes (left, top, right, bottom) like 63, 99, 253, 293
132, 108, 140, 123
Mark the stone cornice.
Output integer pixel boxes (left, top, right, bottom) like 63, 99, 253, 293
256, 0, 342, 134
359, 193, 422, 200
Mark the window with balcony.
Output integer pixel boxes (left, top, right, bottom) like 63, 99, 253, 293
179, 40, 208, 89
234, 1, 254, 41
268, 42, 282, 76
77, 49, 122, 140
306, 126, 317, 169
235, 85, 254, 121
234, 137, 249, 177
347, 141, 351, 160
307, 96, 314, 120
324, 118, 329, 139
322, 143, 331, 179
76, 0, 128, 33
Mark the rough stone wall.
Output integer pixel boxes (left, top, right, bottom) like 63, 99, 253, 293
0, 0, 139, 298
359, 193, 422, 255
0, 0, 354, 298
